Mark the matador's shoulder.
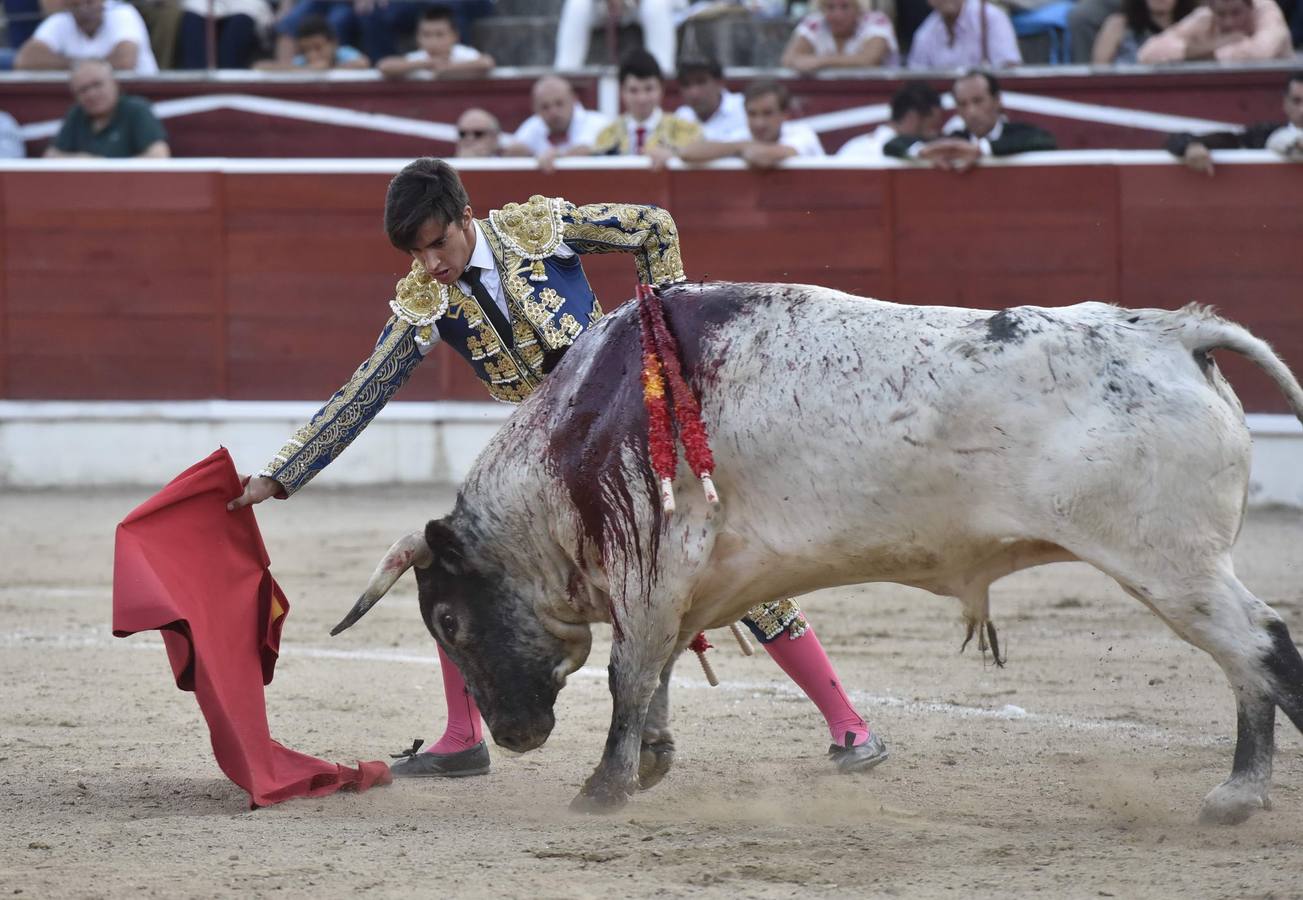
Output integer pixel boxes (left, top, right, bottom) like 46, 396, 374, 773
487, 194, 568, 262
657, 115, 702, 149
391, 259, 448, 328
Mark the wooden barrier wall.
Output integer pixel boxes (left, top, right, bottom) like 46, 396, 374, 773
1, 161, 1300, 411
2, 65, 1295, 157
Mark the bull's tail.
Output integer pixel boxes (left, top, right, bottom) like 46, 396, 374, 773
1172, 303, 1303, 426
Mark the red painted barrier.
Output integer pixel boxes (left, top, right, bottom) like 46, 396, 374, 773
3, 65, 1296, 157
2, 161, 1299, 411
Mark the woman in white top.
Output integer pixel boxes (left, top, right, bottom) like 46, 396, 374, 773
781, 0, 900, 72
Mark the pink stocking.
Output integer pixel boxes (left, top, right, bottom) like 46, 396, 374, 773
428, 644, 484, 754
763, 626, 871, 747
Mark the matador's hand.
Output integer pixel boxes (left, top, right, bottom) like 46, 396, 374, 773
227, 475, 283, 511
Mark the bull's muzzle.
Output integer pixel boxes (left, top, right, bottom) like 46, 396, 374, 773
489, 711, 555, 753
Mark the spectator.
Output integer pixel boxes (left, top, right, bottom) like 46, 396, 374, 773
270, 0, 355, 66
590, 48, 701, 167
376, 5, 493, 79
1069, 0, 1121, 63
15, 0, 159, 74
0, 110, 23, 157
885, 70, 1054, 168
132, 0, 183, 70
1166, 72, 1303, 174
781, 0, 901, 72
175, 0, 271, 69
1093, 0, 1196, 63
504, 74, 606, 165
906, 0, 1022, 69
1137, 0, 1291, 62
673, 56, 749, 141
837, 80, 944, 159
255, 14, 370, 70
454, 107, 502, 157
680, 80, 825, 169
44, 58, 169, 157
554, 0, 676, 75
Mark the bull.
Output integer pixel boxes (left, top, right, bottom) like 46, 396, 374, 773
332, 282, 1303, 824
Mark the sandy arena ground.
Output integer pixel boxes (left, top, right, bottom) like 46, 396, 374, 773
2, 485, 1302, 899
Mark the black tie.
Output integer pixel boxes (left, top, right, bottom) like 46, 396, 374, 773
461, 266, 514, 350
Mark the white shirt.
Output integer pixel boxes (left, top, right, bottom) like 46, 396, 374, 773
794, 11, 900, 67
675, 90, 749, 142
777, 122, 825, 157
623, 107, 662, 150
402, 43, 482, 78
180, 0, 272, 27
415, 221, 576, 356
511, 104, 606, 155
31, 1, 159, 75
836, 123, 898, 160
1266, 122, 1303, 158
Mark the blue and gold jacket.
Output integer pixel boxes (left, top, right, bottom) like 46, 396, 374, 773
260, 195, 685, 496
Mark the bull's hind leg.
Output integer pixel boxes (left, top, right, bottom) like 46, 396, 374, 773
638, 650, 681, 791
1112, 564, 1303, 825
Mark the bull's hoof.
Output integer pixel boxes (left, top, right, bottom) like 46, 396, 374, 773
638, 739, 675, 791
569, 786, 631, 814
1198, 780, 1271, 826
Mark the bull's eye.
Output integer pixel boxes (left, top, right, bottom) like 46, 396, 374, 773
439, 613, 458, 640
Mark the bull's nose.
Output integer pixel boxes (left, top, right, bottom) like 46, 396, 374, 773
494, 729, 546, 753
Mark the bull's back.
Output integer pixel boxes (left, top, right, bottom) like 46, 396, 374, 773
669, 284, 1249, 572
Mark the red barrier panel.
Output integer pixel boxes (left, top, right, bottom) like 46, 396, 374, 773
2, 66, 1294, 157
2, 162, 1299, 412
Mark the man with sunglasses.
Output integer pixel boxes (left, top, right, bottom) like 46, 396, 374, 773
229, 158, 888, 782
454, 107, 503, 158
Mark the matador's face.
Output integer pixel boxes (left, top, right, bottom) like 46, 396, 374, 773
409, 206, 476, 285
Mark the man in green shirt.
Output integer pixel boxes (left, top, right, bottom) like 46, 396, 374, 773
44, 59, 170, 159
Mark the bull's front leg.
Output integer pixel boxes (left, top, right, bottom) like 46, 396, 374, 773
571, 616, 678, 813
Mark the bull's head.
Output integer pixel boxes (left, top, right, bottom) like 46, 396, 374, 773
330, 517, 592, 753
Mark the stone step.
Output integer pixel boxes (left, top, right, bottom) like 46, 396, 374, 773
475, 13, 796, 69
474, 15, 648, 68
492, 0, 567, 17
679, 15, 793, 68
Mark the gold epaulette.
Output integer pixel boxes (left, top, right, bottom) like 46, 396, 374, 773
488, 195, 566, 282
656, 115, 703, 150
390, 259, 449, 340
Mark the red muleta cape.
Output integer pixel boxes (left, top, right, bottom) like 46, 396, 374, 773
112, 448, 390, 807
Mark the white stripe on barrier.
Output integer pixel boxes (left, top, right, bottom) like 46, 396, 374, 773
17, 85, 1245, 146
0, 149, 1287, 173
0, 405, 1295, 428
793, 92, 1238, 136
18, 92, 462, 143
0, 399, 513, 423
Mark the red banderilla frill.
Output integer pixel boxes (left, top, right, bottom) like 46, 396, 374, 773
689, 631, 718, 686
635, 284, 719, 513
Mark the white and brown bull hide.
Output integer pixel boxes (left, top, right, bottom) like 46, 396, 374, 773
334, 282, 1303, 825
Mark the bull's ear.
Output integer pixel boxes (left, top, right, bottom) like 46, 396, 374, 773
425, 518, 468, 574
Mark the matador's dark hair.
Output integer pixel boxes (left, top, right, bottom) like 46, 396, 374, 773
383, 157, 469, 250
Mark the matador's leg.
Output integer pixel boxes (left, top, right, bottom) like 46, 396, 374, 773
390, 645, 490, 778
742, 599, 890, 774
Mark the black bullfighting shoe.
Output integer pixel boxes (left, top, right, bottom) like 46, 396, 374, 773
828, 731, 889, 774
389, 738, 491, 778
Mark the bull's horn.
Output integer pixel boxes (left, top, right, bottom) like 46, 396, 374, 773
330, 531, 433, 636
